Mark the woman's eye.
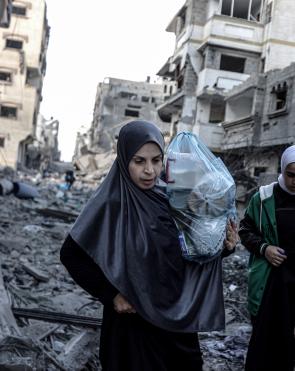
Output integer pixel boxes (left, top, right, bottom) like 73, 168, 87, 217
134, 159, 144, 164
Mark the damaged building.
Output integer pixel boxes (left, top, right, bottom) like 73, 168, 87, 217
0, 0, 49, 169
23, 114, 60, 169
86, 77, 176, 154
222, 62, 295, 195
157, 0, 295, 152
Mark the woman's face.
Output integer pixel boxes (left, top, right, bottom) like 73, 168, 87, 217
128, 142, 163, 190
283, 162, 295, 193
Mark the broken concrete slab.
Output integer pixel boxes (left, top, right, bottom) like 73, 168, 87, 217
21, 263, 50, 282
57, 330, 100, 371
0, 260, 21, 339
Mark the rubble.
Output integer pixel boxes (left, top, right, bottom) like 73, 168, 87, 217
0, 165, 251, 370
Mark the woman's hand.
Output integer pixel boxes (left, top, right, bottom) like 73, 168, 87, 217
224, 219, 239, 251
265, 245, 287, 267
113, 293, 136, 314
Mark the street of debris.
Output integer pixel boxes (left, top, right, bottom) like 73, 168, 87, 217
0, 165, 252, 371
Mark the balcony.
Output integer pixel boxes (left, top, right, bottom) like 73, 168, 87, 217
194, 122, 224, 152
197, 68, 250, 97
157, 90, 184, 121
222, 116, 255, 150
200, 14, 264, 54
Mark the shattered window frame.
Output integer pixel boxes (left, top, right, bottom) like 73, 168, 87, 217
0, 105, 18, 119
270, 83, 288, 113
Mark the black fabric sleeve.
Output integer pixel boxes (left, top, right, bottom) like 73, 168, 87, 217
239, 214, 267, 257
221, 246, 235, 258
60, 234, 118, 305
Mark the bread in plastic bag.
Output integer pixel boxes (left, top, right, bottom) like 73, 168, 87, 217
165, 132, 236, 263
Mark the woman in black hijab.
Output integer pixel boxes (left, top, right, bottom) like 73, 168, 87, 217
60, 120, 237, 370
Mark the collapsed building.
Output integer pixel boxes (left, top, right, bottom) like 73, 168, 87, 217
23, 114, 60, 169
88, 77, 175, 153
0, 0, 49, 169
223, 63, 295, 188
157, 0, 295, 153
73, 77, 175, 171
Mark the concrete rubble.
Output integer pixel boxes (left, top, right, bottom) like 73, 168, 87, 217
0, 163, 252, 370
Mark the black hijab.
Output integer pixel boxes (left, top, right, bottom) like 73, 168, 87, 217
70, 120, 225, 332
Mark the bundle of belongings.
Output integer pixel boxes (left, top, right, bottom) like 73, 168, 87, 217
165, 132, 236, 263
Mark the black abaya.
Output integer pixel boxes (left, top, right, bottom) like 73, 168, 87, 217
60, 235, 203, 371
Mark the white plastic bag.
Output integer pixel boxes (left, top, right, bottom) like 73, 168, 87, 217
165, 132, 236, 263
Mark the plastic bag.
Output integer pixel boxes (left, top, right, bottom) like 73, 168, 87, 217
165, 132, 236, 263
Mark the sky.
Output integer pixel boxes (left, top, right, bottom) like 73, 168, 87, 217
40, 0, 184, 161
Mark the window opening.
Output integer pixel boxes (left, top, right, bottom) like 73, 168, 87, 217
0, 105, 17, 118
125, 109, 139, 118
220, 0, 262, 21
265, 2, 272, 24
233, 1, 248, 19
0, 71, 12, 82
209, 100, 225, 123
6, 39, 23, 49
271, 83, 287, 111
220, 55, 246, 73
12, 6, 27, 16
221, 0, 232, 16
164, 85, 167, 94
254, 167, 267, 176
141, 96, 149, 103
260, 58, 265, 73
119, 91, 137, 100
0, 137, 4, 147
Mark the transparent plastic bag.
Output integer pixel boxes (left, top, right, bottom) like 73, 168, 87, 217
165, 132, 236, 263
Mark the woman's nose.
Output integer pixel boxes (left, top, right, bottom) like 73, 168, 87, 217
144, 162, 154, 174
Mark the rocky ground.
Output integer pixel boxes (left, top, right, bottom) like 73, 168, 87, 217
0, 167, 252, 370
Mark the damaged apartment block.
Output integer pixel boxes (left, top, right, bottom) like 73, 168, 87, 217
73, 77, 175, 164
156, 0, 295, 154
0, 0, 50, 169
222, 62, 295, 206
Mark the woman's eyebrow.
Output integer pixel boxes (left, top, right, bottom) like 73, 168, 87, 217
153, 153, 162, 159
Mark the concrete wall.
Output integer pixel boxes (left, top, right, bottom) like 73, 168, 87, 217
263, 0, 295, 72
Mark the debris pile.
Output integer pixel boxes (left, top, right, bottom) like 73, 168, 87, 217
0, 165, 251, 370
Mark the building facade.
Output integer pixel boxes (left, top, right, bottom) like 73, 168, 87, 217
23, 114, 60, 169
88, 77, 175, 153
222, 62, 295, 183
157, 0, 295, 152
0, 0, 49, 168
